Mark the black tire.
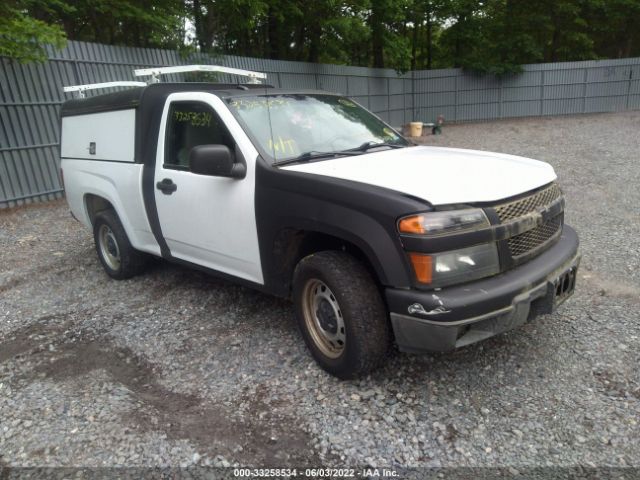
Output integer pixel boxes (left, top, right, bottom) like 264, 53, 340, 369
293, 250, 391, 379
93, 210, 148, 280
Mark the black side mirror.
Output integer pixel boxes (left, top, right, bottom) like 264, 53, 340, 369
189, 145, 246, 179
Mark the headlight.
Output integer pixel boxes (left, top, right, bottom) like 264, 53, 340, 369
408, 243, 500, 287
398, 209, 489, 236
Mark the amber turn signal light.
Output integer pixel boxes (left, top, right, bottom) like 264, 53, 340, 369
398, 215, 426, 234
408, 253, 432, 284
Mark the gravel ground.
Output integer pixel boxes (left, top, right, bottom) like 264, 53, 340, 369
1, 111, 639, 473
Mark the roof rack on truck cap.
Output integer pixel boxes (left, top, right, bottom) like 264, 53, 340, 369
63, 65, 267, 98
133, 65, 267, 84
63, 81, 147, 99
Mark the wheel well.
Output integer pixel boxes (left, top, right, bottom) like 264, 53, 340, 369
84, 194, 115, 226
273, 229, 382, 297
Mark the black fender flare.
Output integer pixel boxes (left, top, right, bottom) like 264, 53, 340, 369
255, 158, 431, 296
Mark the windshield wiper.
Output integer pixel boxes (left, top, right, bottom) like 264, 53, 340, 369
349, 141, 407, 152
273, 141, 405, 167
273, 151, 357, 167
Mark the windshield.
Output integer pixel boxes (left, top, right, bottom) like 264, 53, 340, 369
226, 94, 409, 164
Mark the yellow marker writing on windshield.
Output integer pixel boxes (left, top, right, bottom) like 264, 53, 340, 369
268, 136, 296, 155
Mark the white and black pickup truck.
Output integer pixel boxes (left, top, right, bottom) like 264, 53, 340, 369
60, 67, 580, 378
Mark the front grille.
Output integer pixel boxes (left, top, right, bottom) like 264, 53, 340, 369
495, 183, 562, 222
508, 213, 563, 259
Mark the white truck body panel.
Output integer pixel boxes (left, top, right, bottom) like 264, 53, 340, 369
153, 92, 263, 284
61, 109, 136, 162
60, 94, 263, 277
282, 146, 557, 205
61, 160, 161, 255
61, 108, 159, 255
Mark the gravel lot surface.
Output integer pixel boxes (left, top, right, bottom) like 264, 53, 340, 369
1, 111, 639, 472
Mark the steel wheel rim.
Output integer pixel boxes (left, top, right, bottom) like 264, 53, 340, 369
98, 224, 121, 271
302, 279, 346, 359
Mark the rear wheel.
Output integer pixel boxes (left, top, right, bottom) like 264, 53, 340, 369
293, 251, 391, 379
93, 210, 148, 280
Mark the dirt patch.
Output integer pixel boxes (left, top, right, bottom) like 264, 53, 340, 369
0, 261, 72, 294
580, 274, 640, 302
3, 320, 324, 466
0, 276, 27, 295
593, 369, 640, 401
0, 314, 76, 363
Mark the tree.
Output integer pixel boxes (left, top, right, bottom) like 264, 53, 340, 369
435, 0, 596, 75
438, 0, 544, 74
4, 0, 639, 72
586, 0, 640, 59
537, 0, 593, 62
30, 0, 185, 49
437, 0, 487, 69
405, 0, 446, 70
317, 2, 371, 66
0, 1, 67, 62
366, 0, 412, 69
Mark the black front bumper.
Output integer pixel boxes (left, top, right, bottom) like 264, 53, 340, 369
386, 225, 580, 353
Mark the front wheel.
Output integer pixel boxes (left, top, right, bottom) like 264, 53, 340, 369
293, 251, 391, 379
93, 210, 148, 280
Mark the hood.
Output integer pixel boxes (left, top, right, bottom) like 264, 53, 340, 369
281, 146, 557, 206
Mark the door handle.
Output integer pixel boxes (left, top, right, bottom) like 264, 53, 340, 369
156, 178, 177, 195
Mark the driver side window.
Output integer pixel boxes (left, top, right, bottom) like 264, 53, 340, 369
165, 101, 234, 170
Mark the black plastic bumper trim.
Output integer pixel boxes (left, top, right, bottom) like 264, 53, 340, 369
386, 224, 579, 324
389, 249, 580, 353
